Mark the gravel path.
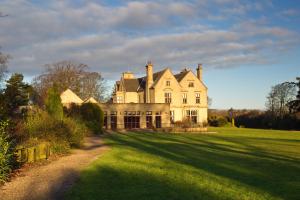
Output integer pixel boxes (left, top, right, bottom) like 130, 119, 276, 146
0, 136, 108, 200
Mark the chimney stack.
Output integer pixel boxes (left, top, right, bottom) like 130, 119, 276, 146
197, 64, 202, 81
145, 61, 153, 103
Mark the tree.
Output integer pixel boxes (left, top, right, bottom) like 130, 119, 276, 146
33, 61, 107, 103
3, 73, 31, 116
45, 86, 63, 121
79, 103, 104, 134
207, 96, 212, 108
266, 82, 297, 117
0, 49, 10, 86
288, 77, 300, 113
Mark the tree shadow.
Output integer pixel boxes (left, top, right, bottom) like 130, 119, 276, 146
106, 132, 300, 200
66, 166, 229, 200
22, 168, 80, 200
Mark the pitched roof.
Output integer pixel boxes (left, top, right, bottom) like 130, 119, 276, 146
174, 69, 190, 82
123, 79, 140, 92
60, 89, 83, 104
122, 69, 167, 92
84, 97, 98, 103
153, 69, 167, 82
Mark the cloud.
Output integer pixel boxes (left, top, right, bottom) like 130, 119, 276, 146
0, 0, 299, 80
280, 9, 300, 16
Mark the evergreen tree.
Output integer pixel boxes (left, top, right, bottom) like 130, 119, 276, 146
45, 86, 63, 120
3, 73, 31, 115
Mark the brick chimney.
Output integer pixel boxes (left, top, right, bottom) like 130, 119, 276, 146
197, 64, 202, 81
145, 61, 153, 103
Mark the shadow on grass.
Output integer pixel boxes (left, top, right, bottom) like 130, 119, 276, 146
67, 166, 224, 200
67, 132, 300, 200
111, 132, 300, 199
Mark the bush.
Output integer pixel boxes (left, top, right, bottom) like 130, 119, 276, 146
79, 103, 104, 134
21, 107, 89, 153
62, 117, 89, 147
0, 120, 14, 183
45, 86, 63, 120
208, 116, 229, 127
50, 140, 71, 154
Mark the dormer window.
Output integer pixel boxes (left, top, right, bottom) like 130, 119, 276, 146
166, 81, 170, 86
188, 82, 194, 87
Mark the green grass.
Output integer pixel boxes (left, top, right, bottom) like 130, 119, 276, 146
66, 127, 300, 200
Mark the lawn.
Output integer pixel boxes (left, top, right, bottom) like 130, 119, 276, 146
66, 128, 300, 200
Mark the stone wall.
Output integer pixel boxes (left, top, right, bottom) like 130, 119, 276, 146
98, 103, 170, 129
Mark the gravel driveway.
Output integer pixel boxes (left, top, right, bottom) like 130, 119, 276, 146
0, 136, 108, 200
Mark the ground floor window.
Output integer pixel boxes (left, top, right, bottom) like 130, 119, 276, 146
170, 110, 175, 124
186, 110, 198, 124
146, 111, 153, 128
155, 114, 162, 128
124, 116, 140, 129
104, 112, 108, 129
111, 111, 117, 129
124, 111, 141, 129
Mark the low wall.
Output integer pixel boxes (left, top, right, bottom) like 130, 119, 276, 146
157, 127, 208, 133
15, 143, 51, 163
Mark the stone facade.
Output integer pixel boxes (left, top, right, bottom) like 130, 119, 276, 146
99, 103, 170, 130
112, 62, 208, 124
60, 89, 171, 130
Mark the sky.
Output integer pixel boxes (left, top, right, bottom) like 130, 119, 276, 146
0, 0, 299, 109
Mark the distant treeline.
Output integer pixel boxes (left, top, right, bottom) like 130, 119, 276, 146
208, 77, 300, 131
208, 109, 300, 130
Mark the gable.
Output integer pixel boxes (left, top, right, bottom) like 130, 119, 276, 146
179, 71, 208, 90
60, 89, 83, 104
84, 97, 98, 103
152, 68, 182, 89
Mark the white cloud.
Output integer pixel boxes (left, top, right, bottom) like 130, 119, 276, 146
0, 0, 299, 80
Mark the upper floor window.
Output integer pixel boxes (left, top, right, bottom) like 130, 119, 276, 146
166, 81, 171, 86
196, 93, 200, 104
182, 93, 187, 104
117, 96, 123, 103
165, 92, 172, 103
188, 82, 194, 87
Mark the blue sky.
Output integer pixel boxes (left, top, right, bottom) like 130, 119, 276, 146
0, 0, 299, 109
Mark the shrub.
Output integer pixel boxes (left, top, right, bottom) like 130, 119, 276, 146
0, 120, 13, 183
50, 140, 71, 154
23, 108, 55, 139
208, 116, 229, 127
45, 86, 63, 121
79, 103, 104, 134
21, 107, 88, 153
62, 117, 90, 147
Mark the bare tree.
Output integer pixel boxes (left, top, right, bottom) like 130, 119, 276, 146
287, 77, 300, 113
33, 61, 107, 103
266, 82, 297, 117
0, 49, 10, 86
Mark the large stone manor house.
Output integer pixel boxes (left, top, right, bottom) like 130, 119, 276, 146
61, 62, 208, 130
